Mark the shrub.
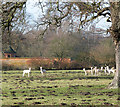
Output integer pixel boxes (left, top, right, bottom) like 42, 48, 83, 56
70, 61, 81, 69
2, 62, 15, 70
2, 59, 29, 70
27, 58, 53, 70
27, 58, 71, 70
1, 58, 73, 70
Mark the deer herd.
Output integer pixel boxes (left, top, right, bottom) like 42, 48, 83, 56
23, 67, 46, 77
83, 66, 116, 76
22, 66, 116, 77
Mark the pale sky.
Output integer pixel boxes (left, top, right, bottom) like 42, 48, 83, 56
26, 0, 112, 30
26, 0, 40, 20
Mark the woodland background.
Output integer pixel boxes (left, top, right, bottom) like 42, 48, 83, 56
2, 27, 115, 70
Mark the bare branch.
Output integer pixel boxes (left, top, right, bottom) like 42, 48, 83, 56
81, 7, 110, 25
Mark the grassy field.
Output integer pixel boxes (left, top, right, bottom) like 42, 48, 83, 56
2, 70, 119, 106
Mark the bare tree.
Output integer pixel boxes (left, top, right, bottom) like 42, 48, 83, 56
35, 1, 120, 89
90, 37, 115, 66
1, 2, 27, 48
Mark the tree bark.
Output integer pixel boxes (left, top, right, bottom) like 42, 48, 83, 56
108, 2, 120, 89
108, 42, 120, 89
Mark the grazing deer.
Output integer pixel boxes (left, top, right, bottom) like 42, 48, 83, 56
40, 67, 46, 75
107, 66, 115, 74
83, 68, 91, 75
94, 67, 99, 76
91, 67, 94, 75
23, 68, 31, 77
101, 67, 103, 71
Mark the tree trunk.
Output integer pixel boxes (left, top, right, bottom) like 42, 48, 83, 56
108, 2, 120, 89
108, 42, 120, 89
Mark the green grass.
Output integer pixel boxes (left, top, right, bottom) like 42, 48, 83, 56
2, 70, 119, 106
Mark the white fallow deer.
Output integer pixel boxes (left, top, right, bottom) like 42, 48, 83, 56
101, 67, 103, 71
94, 67, 99, 76
104, 67, 107, 74
91, 67, 94, 75
106, 66, 111, 74
23, 68, 31, 77
110, 67, 116, 74
83, 68, 91, 75
107, 66, 115, 74
40, 67, 46, 75
96, 66, 104, 74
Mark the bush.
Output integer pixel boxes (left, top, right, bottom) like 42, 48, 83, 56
2, 59, 29, 70
27, 58, 71, 70
27, 58, 53, 70
53, 60, 71, 69
2, 62, 15, 70
70, 61, 80, 69
1, 58, 74, 70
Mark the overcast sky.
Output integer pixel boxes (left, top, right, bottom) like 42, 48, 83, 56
26, 0, 112, 30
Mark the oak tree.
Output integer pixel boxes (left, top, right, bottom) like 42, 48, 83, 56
36, 1, 120, 89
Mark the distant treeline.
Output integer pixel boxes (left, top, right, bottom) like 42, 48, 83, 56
2, 29, 115, 69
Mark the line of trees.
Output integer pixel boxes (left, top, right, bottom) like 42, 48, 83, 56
2, 28, 115, 68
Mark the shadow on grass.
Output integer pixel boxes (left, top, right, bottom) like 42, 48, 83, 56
21, 75, 114, 81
